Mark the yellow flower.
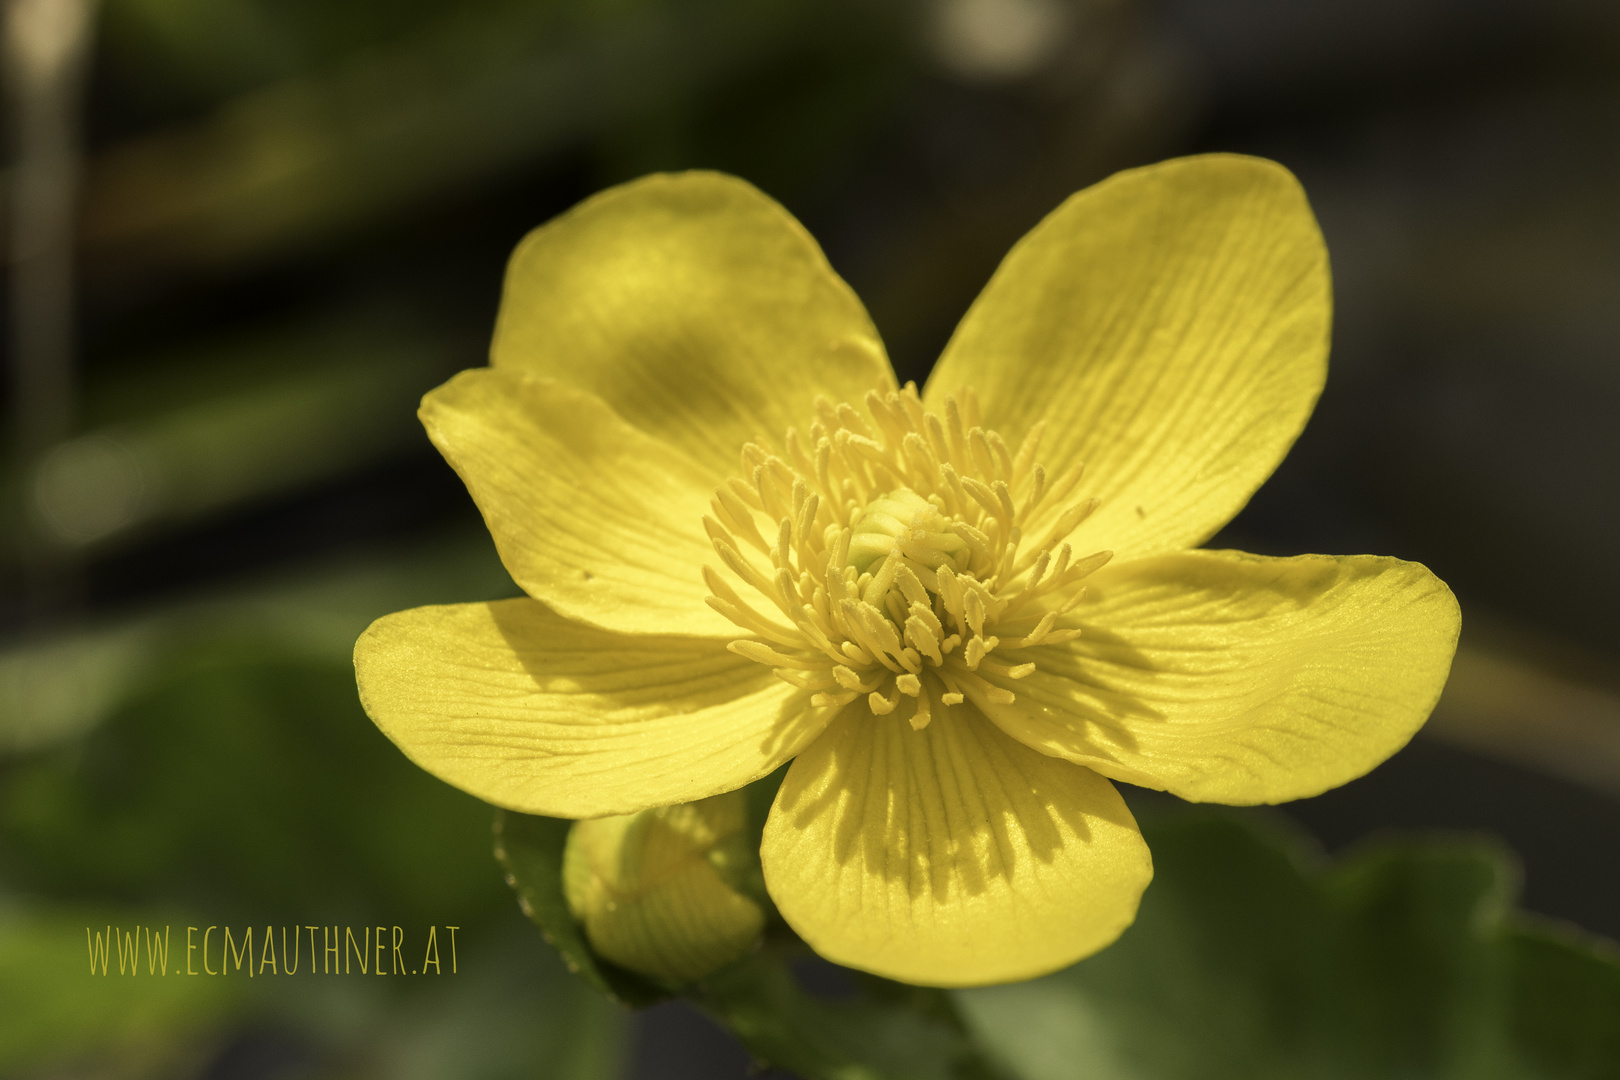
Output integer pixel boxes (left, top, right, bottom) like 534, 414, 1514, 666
354, 155, 1460, 988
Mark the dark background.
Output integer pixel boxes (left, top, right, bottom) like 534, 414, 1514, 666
3, 0, 1618, 1076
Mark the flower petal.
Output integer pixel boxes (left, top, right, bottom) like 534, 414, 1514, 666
969, 550, 1460, 804
421, 367, 735, 637
926, 154, 1330, 558
492, 171, 894, 482
354, 599, 835, 818
760, 697, 1152, 987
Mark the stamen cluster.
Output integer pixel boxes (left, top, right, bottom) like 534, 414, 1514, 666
703, 384, 1110, 731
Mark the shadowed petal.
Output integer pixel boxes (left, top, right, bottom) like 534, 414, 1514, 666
761, 696, 1152, 987
421, 367, 735, 637
492, 171, 894, 483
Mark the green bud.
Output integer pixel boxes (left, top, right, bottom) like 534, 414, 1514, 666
562, 791, 764, 984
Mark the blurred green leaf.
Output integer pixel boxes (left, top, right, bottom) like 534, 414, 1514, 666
366, 925, 628, 1080
1509, 928, 1620, 1078
7, 310, 470, 552
0, 537, 623, 1077
0, 643, 509, 926
692, 956, 987, 1080
86, 0, 839, 276
0, 907, 628, 1079
954, 806, 1620, 1080
0, 529, 515, 751
0, 908, 244, 1076
0, 532, 523, 926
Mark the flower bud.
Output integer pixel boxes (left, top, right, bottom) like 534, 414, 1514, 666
562, 791, 763, 984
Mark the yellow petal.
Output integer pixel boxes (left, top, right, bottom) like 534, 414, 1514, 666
761, 697, 1152, 987
926, 154, 1330, 558
354, 599, 836, 818
970, 550, 1460, 804
491, 171, 894, 482
564, 793, 764, 984
420, 367, 733, 637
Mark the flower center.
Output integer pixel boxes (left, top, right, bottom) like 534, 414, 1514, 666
702, 383, 1110, 730
846, 488, 964, 576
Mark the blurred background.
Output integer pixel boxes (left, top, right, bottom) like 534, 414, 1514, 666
2, 0, 1618, 1076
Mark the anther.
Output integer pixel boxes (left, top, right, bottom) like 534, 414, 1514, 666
704, 385, 1108, 731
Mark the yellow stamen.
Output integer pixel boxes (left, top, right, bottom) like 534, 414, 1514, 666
703, 383, 1106, 728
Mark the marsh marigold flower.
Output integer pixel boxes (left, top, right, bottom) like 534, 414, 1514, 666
355, 155, 1459, 987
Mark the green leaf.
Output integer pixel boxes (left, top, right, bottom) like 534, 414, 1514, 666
0, 648, 511, 926
0, 909, 244, 1075
363, 924, 630, 1080
0, 627, 625, 1077
1508, 926, 1620, 1078
692, 956, 989, 1080
0, 527, 518, 753
953, 803, 1620, 1080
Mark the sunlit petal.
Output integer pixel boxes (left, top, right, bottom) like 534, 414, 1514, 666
927, 155, 1330, 558
970, 550, 1460, 804
355, 599, 836, 818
